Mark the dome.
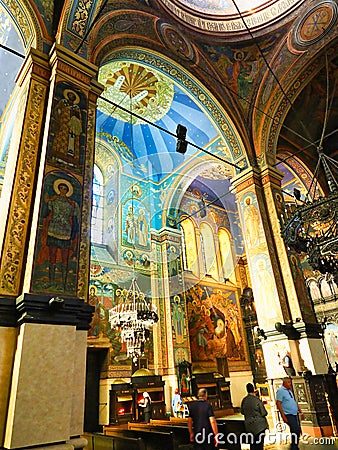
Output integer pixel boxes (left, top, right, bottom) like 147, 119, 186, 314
131, 368, 155, 377
157, 0, 305, 35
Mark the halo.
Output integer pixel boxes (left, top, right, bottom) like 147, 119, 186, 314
89, 285, 98, 295
234, 50, 244, 61
53, 178, 73, 197
63, 89, 80, 105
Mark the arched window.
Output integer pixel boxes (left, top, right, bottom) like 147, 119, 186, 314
91, 164, 104, 243
181, 218, 199, 276
219, 228, 235, 283
199, 232, 207, 276
200, 222, 219, 280
0, 7, 25, 194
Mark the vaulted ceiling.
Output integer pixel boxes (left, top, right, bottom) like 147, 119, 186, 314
1, 0, 337, 194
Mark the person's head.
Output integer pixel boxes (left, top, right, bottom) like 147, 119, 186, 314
175, 388, 179, 394
66, 91, 76, 102
282, 377, 292, 389
58, 183, 70, 196
246, 383, 255, 394
197, 388, 207, 399
143, 392, 149, 398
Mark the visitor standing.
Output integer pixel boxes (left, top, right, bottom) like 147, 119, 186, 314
139, 391, 152, 424
188, 388, 219, 449
276, 377, 305, 450
172, 388, 183, 417
241, 383, 268, 450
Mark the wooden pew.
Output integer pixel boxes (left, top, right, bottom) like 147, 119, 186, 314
127, 421, 190, 449
91, 432, 146, 450
106, 427, 177, 450
127, 416, 245, 450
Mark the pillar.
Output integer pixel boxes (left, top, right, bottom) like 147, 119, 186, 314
232, 165, 327, 377
232, 164, 333, 436
151, 227, 191, 410
0, 44, 102, 449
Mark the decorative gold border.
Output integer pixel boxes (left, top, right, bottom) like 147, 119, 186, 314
159, 0, 303, 34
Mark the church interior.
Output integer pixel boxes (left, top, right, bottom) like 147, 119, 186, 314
0, 0, 337, 448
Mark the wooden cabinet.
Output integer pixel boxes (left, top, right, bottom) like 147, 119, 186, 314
192, 371, 233, 413
109, 382, 135, 425
131, 370, 166, 421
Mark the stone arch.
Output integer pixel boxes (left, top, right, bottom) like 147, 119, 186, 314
1, 0, 44, 51
94, 48, 248, 168
163, 157, 236, 228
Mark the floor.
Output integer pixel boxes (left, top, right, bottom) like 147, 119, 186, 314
218, 406, 338, 450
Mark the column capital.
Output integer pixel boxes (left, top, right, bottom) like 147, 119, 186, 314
16, 48, 50, 87
16, 293, 94, 330
49, 43, 99, 87
231, 164, 284, 193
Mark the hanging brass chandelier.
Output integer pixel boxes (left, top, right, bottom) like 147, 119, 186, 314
109, 278, 159, 363
280, 146, 338, 278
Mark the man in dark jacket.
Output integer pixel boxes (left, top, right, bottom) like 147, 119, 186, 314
188, 388, 219, 449
241, 383, 268, 450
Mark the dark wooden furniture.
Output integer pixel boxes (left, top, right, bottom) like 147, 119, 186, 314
99, 415, 245, 450
131, 370, 166, 421
89, 432, 146, 450
109, 381, 135, 425
191, 371, 233, 413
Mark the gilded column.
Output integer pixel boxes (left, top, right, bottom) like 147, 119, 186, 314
0, 44, 101, 449
151, 228, 191, 409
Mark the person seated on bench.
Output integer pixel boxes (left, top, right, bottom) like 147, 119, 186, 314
139, 391, 152, 423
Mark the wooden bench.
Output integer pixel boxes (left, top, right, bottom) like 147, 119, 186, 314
217, 418, 246, 450
127, 416, 245, 450
127, 421, 190, 449
106, 427, 176, 450
89, 432, 146, 450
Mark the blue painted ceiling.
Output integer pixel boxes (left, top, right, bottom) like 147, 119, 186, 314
96, 60, 219, 182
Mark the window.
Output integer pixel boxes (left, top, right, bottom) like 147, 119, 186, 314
200, 222, 219, 280
91, 164, 104, 243
219, 228, 235, 283
181, 218, 198, 276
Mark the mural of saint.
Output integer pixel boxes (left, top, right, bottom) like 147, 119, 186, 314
125, 205, 137, 245
34, 174, 81, 293
123, 201, 150, 249
242, 195, 263, 248
137, 208, 148, 246
88, 285, 101, 338
252, 256, 280, 327
172, 296, 185, 344
50, 87, 85, 166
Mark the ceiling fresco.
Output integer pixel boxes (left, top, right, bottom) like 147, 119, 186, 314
157, 0, 305, 33
277, 54, 338, 179
166, 0, 287, 16
96, 60, 220, 182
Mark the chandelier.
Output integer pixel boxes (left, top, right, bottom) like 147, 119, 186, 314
280, 146, 338, 278
109, 278, 159, 363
